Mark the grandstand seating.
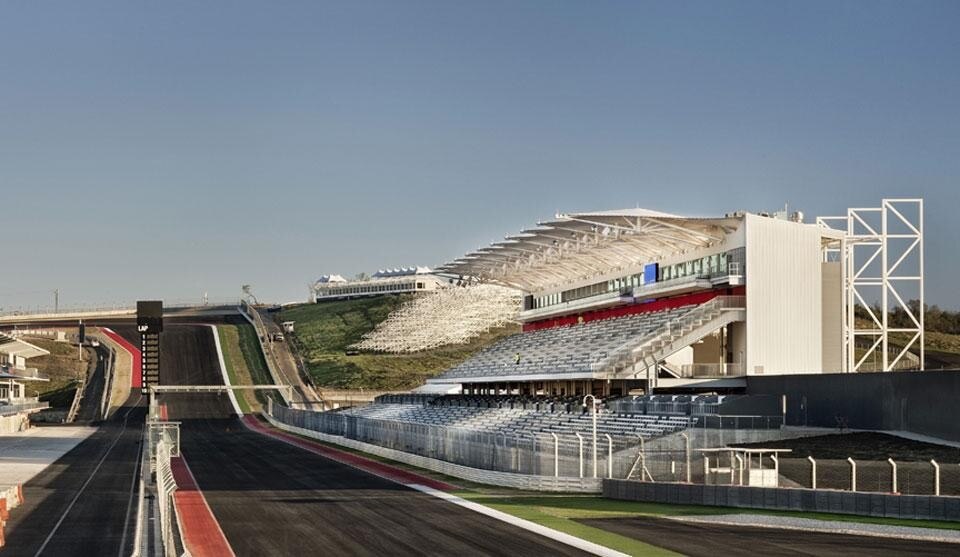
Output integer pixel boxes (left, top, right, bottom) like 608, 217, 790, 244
351, 284, 521, 353
436, 305, 694, 379
341, 395, 692, 447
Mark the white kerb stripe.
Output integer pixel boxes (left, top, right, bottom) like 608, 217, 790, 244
408, 484, 629, 557
210, 325, 242, 415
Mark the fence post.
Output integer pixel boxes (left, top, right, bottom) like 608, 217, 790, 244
848, 457, 857, 492
771, 454, 779, 488
605, 434, 613, 479
681, 432, 691, 483
734, 454, 744, 486
808, 456, 817, 490
552, 433, 559, 477
576, 433, 584, 478
704, 456, 710, 485
931, 460, 940, 496
888, 458, 898, 494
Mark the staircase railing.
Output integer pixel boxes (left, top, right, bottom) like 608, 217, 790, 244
595, 296, 745, 377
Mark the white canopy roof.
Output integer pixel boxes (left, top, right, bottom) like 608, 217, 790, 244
0, 334, 50, 359
437, 208, 741, 291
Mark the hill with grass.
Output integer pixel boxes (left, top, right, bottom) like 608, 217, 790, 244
277, 296, 520, 390
23, 337, 94, 408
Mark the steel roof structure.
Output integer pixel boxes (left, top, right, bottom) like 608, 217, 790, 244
437, 208, 742, 291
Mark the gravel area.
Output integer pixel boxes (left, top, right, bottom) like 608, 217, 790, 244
674, 513, 960, 544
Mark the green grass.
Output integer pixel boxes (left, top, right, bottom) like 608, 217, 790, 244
457, 494, 678, 556
217, 323, 275, 412
457, 494, 960, 532
279, 298, 519, 390
23, 338, 92, 408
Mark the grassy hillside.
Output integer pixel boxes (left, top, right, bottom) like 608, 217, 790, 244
217, 323, 274, 412
279, 296, 520, 390
22, 338, 93, 408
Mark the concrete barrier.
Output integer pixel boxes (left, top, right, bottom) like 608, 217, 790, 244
603, 479, 960, 522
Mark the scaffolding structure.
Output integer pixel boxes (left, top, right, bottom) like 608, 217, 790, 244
818, 198, 924, 372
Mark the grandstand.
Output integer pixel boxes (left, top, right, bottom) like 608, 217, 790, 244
351, 284, 521, 353
313, 266, 445, 301
341, 393, 694, 449
422, 201, 924, 396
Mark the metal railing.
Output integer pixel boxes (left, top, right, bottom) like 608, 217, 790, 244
592, 295, 746, 375
141, 415, 183, 557
0, 399, 49, 416
269, 402, 641, 480
679, 362, 746, 378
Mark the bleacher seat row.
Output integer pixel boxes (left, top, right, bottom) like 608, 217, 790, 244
341, 395, 693, 449
436, 305, 694, 379
351, 284, 521, 353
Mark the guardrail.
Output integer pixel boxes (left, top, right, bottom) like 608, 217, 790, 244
0, 298, 242, 319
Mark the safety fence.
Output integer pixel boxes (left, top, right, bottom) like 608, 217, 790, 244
604, 479, 960, 522
263, 410, 602, 492
269, 403, 639, 479
135, 404, 184, 557
631, 446, 960, 498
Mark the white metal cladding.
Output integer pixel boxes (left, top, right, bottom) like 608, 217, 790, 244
437, 208, 741, 292
745, 214, 825, 375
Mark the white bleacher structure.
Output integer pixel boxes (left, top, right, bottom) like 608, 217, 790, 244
441, 305, 693, 380
351, 284, 521, 353
341, 395, 692, 448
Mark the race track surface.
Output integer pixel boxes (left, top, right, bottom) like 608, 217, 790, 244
2, 393, 145, 557
74, 344, 109, 423
163, 324, 587, 556
578, 516, 959, 556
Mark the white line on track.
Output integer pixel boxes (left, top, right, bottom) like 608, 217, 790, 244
408, 484, 629, 557
33, 395, 143, 557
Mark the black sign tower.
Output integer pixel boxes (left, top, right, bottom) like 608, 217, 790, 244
137, 300, 163, 394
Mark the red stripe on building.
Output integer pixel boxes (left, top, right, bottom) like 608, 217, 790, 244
242, 416, 456, 491
170, 457, 235, 557
100, 327, 143, 389
523, 286, 746, 332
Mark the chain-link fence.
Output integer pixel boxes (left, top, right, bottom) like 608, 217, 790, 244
272, 404, 644, 478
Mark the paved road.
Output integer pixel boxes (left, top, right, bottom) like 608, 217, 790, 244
578, 516, 959, 556
163, 324, 587, 556
2, 392, 145, 557
250, 308, 321, 410
74, 344, 108, 423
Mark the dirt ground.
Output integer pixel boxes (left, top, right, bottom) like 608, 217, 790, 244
735, 432, 960, 462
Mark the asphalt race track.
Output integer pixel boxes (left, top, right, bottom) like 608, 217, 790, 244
74, 344, 109, 423
577, 516, 960, 556
2, 392, 145, 556
158, 324, 588, 556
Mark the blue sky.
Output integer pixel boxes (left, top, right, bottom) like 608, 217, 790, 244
1, 1, 958, 308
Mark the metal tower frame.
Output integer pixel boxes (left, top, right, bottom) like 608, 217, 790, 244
818, 199, 924, 372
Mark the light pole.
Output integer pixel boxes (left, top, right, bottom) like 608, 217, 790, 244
583, 394, 599, 478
